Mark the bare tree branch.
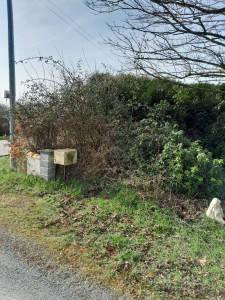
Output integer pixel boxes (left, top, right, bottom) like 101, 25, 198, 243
85, 0, 225, 82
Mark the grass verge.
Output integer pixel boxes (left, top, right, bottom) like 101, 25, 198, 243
0, 156, 224, 299
0, 136, 9, 140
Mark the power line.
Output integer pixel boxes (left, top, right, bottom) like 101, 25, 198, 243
47, 0, 95, 42
37, 0, 92, 44
37, 0, 118, 62
46, 0, 119, 61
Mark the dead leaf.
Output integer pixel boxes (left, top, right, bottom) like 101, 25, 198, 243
106, 243, 115, 252
112, 213, 120, 221
106, 243, 118, 255
146, 272, 155, 278
199, 256, 207, 266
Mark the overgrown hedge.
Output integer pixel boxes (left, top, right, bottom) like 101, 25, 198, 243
14, 59, 225, 199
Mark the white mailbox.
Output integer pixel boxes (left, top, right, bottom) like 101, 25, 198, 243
54, 149, 77, 166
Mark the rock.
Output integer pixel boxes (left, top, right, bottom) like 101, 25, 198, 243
206, 198, 225, 225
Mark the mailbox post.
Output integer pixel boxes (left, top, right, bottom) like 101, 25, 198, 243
54, 149, 77, 180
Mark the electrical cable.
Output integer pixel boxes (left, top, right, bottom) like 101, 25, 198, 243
47, 0, 96, 41
37, 0, 118, 62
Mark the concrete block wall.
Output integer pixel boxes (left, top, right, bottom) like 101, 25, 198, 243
39, 150, 55, 181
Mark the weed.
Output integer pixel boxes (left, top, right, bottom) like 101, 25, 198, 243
0, 156, 225, 299
0, 157, 90, 197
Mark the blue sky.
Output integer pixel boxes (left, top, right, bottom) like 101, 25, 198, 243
0, 0, 122, 104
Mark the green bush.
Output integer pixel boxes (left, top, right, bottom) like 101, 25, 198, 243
0, 104, 9, 136
155, 131, 225, 197
127, 100, 225, 198
128, 101, 175, 171
15, 59, 225, 198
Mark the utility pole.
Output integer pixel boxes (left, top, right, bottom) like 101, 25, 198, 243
7, 0, 16, 168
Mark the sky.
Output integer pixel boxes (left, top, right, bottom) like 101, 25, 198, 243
0, 0, 123, 105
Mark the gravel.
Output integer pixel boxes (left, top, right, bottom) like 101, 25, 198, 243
0, 226, 131, 300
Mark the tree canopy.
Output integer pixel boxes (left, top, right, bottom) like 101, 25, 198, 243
86, 0, 225, 82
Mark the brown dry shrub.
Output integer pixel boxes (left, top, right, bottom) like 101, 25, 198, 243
10, 122, 27, 160
14, 59, 130, 178
9, 122, 28, 173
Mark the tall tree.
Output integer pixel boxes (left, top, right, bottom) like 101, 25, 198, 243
86, 0, 225, 82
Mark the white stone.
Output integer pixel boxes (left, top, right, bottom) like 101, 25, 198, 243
27, 155, 40, 176
206, 198, 225, 225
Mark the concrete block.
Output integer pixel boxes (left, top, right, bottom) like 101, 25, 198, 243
40, 166, 55, 176
40, 174, 55, 181
27, 155, 40, 176
39, 149, 55, 181
40, 160, 55, 168
40, 150, 55, 163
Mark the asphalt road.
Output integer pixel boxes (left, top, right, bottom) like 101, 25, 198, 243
0, 249, 74, 300
0, 143, 129, 299
0, 140, 10, 156
0, 227, 129, 300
